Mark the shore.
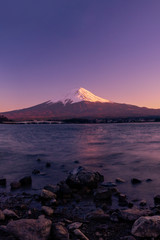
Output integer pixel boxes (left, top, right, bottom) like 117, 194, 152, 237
0, 167, 159, 240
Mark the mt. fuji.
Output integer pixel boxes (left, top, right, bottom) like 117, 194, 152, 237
56, 88, 110, 104
2, 88, 160, 121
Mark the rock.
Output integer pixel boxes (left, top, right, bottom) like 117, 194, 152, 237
0, 210, 5, 221
139, 199, 147, 206
10, 181, 21, 190
3, 209, 19, 219
73, 229, 89, 240
116, 178, 125, 183
42, 206, 54, 216
0, 178, 6, 186
85, 209, 109, 221
131, 178, 141, 184
19, 176, 32, 186
74, 160, 79, 164
32, 169, 40, 175
58, 182, 72, 198
110, 212, 119, 222
44, 184, 60, 193
6, 215, 52, 240
131, 215, 160, 237
66, 167, 104, 189
118, 194, 128, 206
101, 182, 117, 187
154, 195, 160, 205
52, 222, 69, 240
94, 187, 112, 201
68, 222, 82, 230
46, 162, 51, 168
41, 189, 56, 200
146, 178, 152, 182
120, 208, 152, 221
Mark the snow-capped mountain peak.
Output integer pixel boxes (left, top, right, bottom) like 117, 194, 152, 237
52, 87, 110, 104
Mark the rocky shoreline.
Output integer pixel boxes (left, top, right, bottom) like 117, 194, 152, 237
0, 167, 160, 240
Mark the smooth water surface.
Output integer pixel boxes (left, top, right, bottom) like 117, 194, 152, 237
1, 123, 160, 204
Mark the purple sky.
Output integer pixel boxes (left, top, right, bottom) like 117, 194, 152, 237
1, 0, 160, 111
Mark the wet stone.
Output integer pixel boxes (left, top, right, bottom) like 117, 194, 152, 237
94, 187, 112, 202
116, 178, 125, 183
85, 209, 109, 221
146, 178, 152, 182
19, 176, 32, 186
66, 167, 104, 189
154, 195, 160, 205
0, 178, 6, 186
32, 169, 40, 175
6, 215, 52, 240
52, 222, 69, 240
132, 215, 160, 238
44, 184, 60, 194
131, 178, 141, 184
101, 182, 117, 187
41, 189, 56, 200
120, 208, 152, 221
45, 162, 51, 168
41, 206, 54, 216
119, 194, 128, 207
139, 199, 147, 206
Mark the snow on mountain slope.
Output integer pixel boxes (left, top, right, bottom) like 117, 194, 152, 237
49, 88, 110, 104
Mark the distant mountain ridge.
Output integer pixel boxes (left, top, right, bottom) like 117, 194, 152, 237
2, 88, 160, 121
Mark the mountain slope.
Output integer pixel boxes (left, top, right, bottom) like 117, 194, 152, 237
2, 88, 160, 121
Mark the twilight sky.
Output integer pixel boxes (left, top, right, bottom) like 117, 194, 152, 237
1, 0, 160, 111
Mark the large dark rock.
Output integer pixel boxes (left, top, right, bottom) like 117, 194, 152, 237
132, 216, 160, 237
6, 215, 52, 240
19, 176, 32, 186
120, 208, 152, 221
154, 195, 160, 205
58, 182, 72, 199
0, 178, 6, 186
66, 167, 104, 189
94, 187, 112, 202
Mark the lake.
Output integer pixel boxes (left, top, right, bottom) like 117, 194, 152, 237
1, 123, 160, 205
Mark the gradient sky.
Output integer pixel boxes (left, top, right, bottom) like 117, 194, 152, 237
1, 0, 160, 111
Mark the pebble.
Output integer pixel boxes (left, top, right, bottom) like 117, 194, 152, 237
41, 189, 56, 200
42, 206, 54, 216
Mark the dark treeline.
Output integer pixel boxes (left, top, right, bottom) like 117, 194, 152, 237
0, 115, 9, 123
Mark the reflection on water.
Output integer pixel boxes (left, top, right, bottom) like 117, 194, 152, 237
1, 123, 160, 204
